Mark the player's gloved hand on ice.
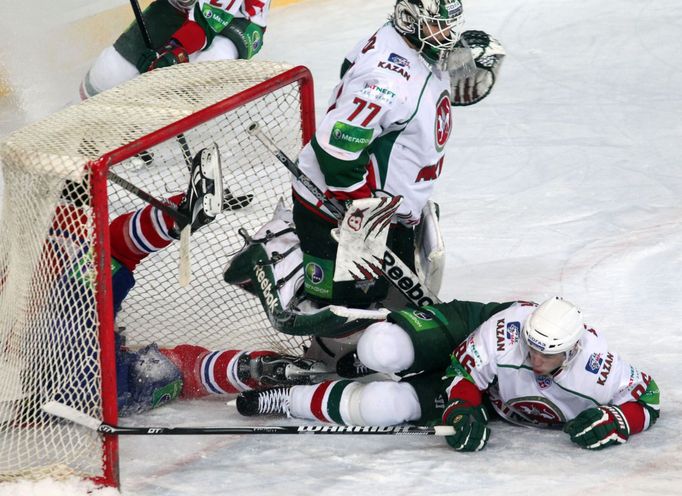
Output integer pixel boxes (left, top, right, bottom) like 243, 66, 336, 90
243, 0, 266, 16
136, 39, 189, 73
450, 30, 505, 106
564, 405, 630, 450
442, 399, 490, 452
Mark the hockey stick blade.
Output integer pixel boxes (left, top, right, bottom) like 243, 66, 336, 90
42, 401, 455, 436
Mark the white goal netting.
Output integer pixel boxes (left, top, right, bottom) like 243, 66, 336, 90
0, 59, 314, 483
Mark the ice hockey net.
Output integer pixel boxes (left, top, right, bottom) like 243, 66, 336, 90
0, 60, 315, 485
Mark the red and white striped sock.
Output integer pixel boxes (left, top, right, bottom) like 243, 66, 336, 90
199, 350, 279, 394
109, 194, 182, 270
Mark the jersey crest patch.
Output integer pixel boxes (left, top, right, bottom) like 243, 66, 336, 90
434, 91, 451, 152
509, 398, 565, 425
585, 353, 603, 374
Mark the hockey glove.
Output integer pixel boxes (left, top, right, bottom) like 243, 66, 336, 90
450, 30, 505, 106
244, 0, 266, 17
136, 40, 189, 73
442, 399, 490, 452
564, 405, 630, 450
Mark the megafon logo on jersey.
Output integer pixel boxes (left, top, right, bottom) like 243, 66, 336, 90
585, 353, 604, 374
388, 53, 411, 68
434, 90, 452, 152
305, 262, 324, 284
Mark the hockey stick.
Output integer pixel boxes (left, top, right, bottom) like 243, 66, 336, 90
246, 123, 441, 306
128, 0, 195, 172
42, 401, 455, 436
129, 0, 153, 49
108, 170, 189, 226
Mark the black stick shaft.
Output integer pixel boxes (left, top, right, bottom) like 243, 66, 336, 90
130, 0, 154, 49
97, 423, 450, 436
108, 170, 188, 226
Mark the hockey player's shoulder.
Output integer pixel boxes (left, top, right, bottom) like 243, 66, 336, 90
481, 302, 535, 356
351, 24, 425, 85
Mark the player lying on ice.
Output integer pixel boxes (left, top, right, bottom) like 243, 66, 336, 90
233, 297, 660, 452
53, 145, 328, 418
79, 0, 272, 100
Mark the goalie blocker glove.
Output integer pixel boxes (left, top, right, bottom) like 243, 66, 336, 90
564, 405, 630, 450
450, 30, 506, 106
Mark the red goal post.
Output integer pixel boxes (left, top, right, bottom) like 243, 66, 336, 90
0, 60, 315, 486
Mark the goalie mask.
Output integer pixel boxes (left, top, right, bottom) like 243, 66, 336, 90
392, 0, 465, 69
523, 297, 585, 356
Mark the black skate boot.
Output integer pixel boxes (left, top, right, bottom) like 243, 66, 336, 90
171, 143, 224, 238
335, 351, 376, 379
236, 353, 332, 388
236, 387, 292, 417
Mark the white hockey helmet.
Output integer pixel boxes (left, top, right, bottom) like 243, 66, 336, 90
523, 297, 585, 354
392, 0, 465, 68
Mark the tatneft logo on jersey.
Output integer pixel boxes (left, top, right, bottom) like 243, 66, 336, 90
360, 83, 397, 105
585, 352, 604, 374
434, 90, 452, 152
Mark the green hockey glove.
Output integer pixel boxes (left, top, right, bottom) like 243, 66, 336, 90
136, 40, 189, 73
442, 399, 490, 452
564, 405, 630, 450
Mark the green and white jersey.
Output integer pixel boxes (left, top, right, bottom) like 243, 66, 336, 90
191, 0, 271, 29
294, 23, 452, 226
450, 302, 660, 428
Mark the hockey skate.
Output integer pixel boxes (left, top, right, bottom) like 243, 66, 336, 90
171, 143, 224, 237
335, 351, 376, 379
242, 354, 332, 387
236, 387, 291, 417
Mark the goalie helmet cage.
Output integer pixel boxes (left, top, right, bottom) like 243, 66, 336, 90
0, 60, 315, 487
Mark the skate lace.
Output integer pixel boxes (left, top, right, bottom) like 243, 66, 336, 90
258, 388, 291, 416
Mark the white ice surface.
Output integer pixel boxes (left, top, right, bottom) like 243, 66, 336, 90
1, 0, 682, 495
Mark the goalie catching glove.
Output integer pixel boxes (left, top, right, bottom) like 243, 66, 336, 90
442, 399, 490, 452
564, 405, 630, 450
136, 39, 189, 73
450, 30, 506, 106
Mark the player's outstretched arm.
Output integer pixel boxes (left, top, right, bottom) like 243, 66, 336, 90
564, 376, 660, 450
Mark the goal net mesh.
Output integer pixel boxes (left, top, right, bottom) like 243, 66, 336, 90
0, 60, 313, 482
